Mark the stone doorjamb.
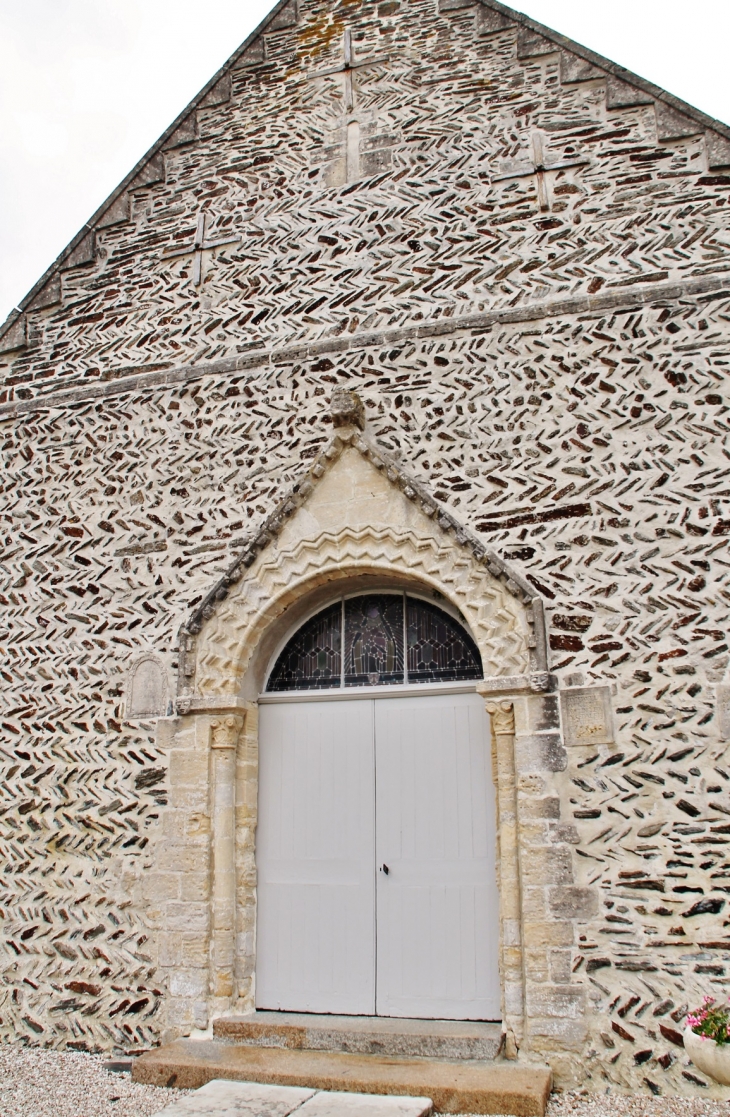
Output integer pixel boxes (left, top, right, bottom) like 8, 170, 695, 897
166, 679, 536, 1053
151, 422, 572, 1058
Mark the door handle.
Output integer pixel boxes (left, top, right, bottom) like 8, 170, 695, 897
380, 863, 389, 875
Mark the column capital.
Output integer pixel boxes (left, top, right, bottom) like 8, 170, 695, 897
210, 715, 244, 750
485, 700, 515, 736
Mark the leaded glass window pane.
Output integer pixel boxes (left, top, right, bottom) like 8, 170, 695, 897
407, 598, 482, 683
266, 592, 483, 691
344, 594, 404, 687
267, 602, 341, 691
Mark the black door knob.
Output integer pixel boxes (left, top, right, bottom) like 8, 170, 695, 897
381, 863, 389, 875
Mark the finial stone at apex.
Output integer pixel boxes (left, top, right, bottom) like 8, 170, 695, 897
330, 387, 365, 430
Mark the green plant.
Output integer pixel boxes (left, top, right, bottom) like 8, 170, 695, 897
687, 997, 730, 1045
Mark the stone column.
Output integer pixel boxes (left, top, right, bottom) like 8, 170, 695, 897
210, 714, 244, 1017
484, 698, 525, 1060
234, 700, 259, 1013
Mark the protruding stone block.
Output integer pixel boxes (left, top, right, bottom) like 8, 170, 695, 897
164, 115, 199, 149
0, 314, 27, 354
97, 193, 131, 228
268, 0, 298, 30
62, 231, 95, 269
330, 388, 365, 430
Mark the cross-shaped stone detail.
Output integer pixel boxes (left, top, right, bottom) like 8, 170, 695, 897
311, 29, 390, 182
313, 28, 390, 112
494, 134, 589, 212
161, 212, 241, 286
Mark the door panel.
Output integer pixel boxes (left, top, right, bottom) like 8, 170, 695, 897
256, 700, 375, 1014
374, 693, 500, 1020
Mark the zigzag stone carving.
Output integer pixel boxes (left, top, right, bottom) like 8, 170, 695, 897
182, 426, 542, 698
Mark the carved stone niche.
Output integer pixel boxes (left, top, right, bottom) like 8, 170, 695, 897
127, 656, 168, 718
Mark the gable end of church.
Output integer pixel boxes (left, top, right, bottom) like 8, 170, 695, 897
2, 0, 730, 1097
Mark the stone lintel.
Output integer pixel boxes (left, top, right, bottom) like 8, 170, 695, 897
177, 695, 248, 716
477, 674, 532, 695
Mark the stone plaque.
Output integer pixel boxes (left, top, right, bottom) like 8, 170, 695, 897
561, 686, 613, 747
717, 684, 730, 741
128, 657, 167, 718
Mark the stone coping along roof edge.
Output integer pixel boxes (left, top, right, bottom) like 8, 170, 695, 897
478, 0, 730, 146
175, 420, 551, 701
2, 0, 730, 351
0, 0, 297, 347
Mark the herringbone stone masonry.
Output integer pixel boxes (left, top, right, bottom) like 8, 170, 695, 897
2, 0, 730, 1096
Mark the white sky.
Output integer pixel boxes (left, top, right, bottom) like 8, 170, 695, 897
1, 0, 728, 326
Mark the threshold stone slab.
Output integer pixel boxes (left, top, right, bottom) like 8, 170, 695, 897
150, 1080, 432, 1117
214, 1013, 502, 1062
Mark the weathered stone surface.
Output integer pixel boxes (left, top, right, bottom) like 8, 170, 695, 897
548, 886, 599, 921
330, 387, 365, 431
150, 1079, 316, 1117
560, 686, 614, 748
128, 656, 168, 717
133, 1040, 552, 1116
516, 733, 568, 773
214, 1013, 502, 1062
0, 313, 26, 354
298, 1093, 432, 1117
1, 0, 730, 1099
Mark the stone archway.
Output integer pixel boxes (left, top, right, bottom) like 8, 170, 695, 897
150, 400, 570, 1060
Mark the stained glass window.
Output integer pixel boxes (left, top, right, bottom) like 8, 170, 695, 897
344, 594, 404, 687
266, 593, 482, 691
267, 602, 341, 691
407, 598, 483, 683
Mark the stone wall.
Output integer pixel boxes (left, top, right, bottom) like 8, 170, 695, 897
1, 0, 730, 1096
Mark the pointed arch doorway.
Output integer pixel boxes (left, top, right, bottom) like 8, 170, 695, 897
255, 589, 501, 1021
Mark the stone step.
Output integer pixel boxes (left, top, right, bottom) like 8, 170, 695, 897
213, 1013, 503, 1062
132, 1039, 552, 1116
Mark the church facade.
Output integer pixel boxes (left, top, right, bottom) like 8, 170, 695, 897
2, 0, 730, 1096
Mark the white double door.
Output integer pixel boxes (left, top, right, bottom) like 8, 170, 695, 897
255, 691, 500, 1020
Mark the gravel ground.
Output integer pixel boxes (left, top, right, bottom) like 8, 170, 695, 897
546, 1097, 730, 1117
0, 1046, 188, 1117
1, 1045, 730, 1117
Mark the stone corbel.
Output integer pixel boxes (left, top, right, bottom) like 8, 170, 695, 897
330, 387, 365, 430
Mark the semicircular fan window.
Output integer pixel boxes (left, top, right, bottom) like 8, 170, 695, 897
267, 593, 482, 692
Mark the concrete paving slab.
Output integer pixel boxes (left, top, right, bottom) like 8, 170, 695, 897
150, 1079, 316, 1117
298, 1090, 432, 1117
